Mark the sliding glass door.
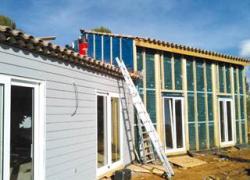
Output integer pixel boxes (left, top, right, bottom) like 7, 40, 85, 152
218, 98, 235, 147
97, 94, 122, 176
0, 75, 45, 180
163, 97, 185, 153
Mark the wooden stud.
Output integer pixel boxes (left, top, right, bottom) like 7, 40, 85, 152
230, 66, 236, 142
142, 48, 147, 104
204, 62, 210, 149
193, 59, 199, 150
243, 68, 248, 143
236, 68, 242, 143
110, 36, 113, 64
161, 54, 165, 89
155, 53, 164, 142
212, 63, 219, 147
135, 41, 249, 66
133, 40, 137, 71
171, 53, 175, 90
182, 57, 189, 150
223, 65, 227, 93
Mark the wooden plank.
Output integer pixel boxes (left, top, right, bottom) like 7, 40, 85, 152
133, 40, 137, 71
236, 68, 242, 143
142, 48, 147, 104
182, 57, 189, 150
193, 59, 199, 150
168, 155, 206, 168
204, 62, 209, 149
171, 53, 175, 90
243, 68, 248, 143
154, 53, 163, 141
212, 63, 219, 146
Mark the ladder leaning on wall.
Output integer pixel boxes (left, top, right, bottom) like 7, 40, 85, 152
115, 57, 174, 178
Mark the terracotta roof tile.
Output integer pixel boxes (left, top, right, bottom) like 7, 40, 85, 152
0, 26, 139, 78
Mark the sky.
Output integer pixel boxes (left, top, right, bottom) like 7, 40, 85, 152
1, 0, 250, 87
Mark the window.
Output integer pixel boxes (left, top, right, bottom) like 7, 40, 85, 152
0, 75, 45, 180
97, 94, 123, 176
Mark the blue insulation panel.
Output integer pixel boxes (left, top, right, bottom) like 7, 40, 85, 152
87, 34, 94, 58
103, 35, 111, 63
122, 38, 134, 70
234, 67, 238, 94
206, 62, 212, 92
207, 94, 213, 121
95, 35, 102, 60
112, 37, 120, 66
236, 121, 240, 144
241, 121, 246, 144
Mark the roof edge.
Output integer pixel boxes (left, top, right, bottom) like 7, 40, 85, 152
81, 29, 250, 65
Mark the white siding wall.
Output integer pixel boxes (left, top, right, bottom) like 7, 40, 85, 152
0, 44, 134, 180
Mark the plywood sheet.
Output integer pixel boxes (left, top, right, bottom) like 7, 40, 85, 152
169, 155, 206, 168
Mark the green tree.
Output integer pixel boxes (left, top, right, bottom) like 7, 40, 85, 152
91, 26, 111, 33
0, 15, 16, 29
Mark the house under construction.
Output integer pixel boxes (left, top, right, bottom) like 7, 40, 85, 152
79, 29, 249, 156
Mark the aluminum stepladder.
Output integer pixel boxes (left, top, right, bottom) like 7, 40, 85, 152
115, 57, 174, 178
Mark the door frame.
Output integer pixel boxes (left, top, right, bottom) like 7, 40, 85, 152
0, 74, 45, 180
96, 92, 123, 177
218, 98, 235, 147
162, 96, 186, 154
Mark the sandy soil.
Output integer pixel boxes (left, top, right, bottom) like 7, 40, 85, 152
132, 148, 250, 180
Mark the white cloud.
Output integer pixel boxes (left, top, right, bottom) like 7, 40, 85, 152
240, 40, 250, 57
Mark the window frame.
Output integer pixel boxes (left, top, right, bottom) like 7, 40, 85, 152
96, 92, 123, 177
0, 74, 45, 180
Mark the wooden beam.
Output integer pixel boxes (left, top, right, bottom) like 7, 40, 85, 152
193, 59, 199, 150
133, 40, 137, 71
171, 53, 175, 90
135, 41, 249, 66
212, 63, 219, 147
161, 54, 165, 89
230, 66, 236, 142
243, 68, 248, 143
204, 62, 210, 149
155, 53, 164, 142
236, 68, 242, 143
142, 49, 147, 104
182, 57, 189, 150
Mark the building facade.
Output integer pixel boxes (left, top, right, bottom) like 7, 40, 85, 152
0, 26, 134, 180
80, 30, 249, 154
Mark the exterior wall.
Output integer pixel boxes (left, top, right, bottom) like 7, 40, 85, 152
78, 32, 248, 153
82, 33, 134, 70
0, 44, 134, 180
135, 47, 248, 152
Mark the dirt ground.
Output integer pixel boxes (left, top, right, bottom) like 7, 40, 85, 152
131, 147, 250, 180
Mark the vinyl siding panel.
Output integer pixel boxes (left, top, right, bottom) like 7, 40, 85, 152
0, 44, 134, 180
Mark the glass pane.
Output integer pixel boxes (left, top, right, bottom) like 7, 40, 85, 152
227, 101, 233, 141
10, 86, 33, 180
164, 99, 173, 149
219, 101, 225, 142
175, 100, 183, 148
0, 85, 3, 179
111, 97, 120, 163
97, 96, 107, 168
